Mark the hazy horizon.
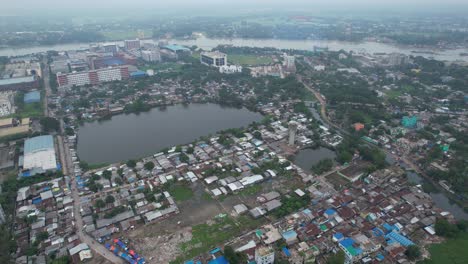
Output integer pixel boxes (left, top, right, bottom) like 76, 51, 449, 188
2, 0, 468, 16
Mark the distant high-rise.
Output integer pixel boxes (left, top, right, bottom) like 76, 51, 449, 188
200, 51, 227, 67
141, 49, 161, 62
124, 39, 141, 50
103, 43, 118, 54
56, 66, 130, 88
283, 54, 295, 69
288, 121, 298, 146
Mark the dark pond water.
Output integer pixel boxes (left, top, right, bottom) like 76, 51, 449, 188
293, 147, 337, 172
77, 103, 262, 164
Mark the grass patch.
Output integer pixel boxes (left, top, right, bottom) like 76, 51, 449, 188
169, 184, 194, 202
16, 102, 43, 118
170, 215, 265, 264
418, 232, 468, 264
101, 30, 152, 41
228, 54, 274, 66
385, 89, 402, 99
238, 184, 263, 196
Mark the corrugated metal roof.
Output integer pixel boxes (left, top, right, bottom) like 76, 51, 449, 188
0, 76, 35, 85
24, 135, 54, 154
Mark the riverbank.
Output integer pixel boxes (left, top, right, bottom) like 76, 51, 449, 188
1, 36, 468, 62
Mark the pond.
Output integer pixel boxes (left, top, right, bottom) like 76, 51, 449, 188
76, 103, 262, 164
293, 147, 337, 172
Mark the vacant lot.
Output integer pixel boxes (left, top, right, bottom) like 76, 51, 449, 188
419, 233, 468, 264
228, 54, 274, 66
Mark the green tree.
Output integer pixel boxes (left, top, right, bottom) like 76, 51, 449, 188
126, 160, 137, 168
40, 117, 60, 132
105, 195, 115, 204
102, 170, 112, 181
435, 218, 461, 237
95, 199, 105, 208
224, 246, 247, 264
327, 250, 345, 264
144, 161, 155, 171
405, 245, 421, 260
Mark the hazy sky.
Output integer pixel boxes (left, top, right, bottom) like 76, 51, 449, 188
2, 0, 468, 15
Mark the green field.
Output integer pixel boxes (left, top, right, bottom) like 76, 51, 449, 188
170, 216, 265, 264
169, 184, 194, 202
228, 54, 274, 66
419, 233, 468, 264
101, 30, 152, 41
16, 102, 43, 118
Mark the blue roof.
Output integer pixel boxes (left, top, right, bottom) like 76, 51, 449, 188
209, 248, 221, 254
385, 231, 414, 247
208, 256, 228, 264
24, 135, 54, 154
282, 230, 297, 240
340, 238, 355, 248
383, 223, 394, 232
184, 261, 202, 264
325, 208, 337, 216
282, 247, 291, 257
163, 44, 190, 52
130, 70, 147, 77
24, 91, 41, 103
102, 58, 124, 66
333, 233, 344, 240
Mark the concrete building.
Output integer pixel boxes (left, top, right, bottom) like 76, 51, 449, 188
283, 54, 295, 70
388, 53, 409, 66
56, 66, 130, 88
219, 65, 242, 74
288, 121, 298, 146
124, 39, 141, 50
22, 135, 57, 176
103, 43, 118, 54
141, 49, 161, 62
255, 246, 275, 264
200, 51, 227, 67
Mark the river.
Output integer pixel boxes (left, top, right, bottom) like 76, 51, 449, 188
386, 155, 468, 220
1, 36, 467, 62
76, 103, 262, 164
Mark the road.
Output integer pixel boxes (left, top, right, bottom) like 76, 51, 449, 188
41, 59, 50, 117
48, 81, 123, 262
58, 134, 124, 263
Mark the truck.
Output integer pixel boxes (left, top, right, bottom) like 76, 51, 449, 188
114, 238, 128, 251
118, 252, 137, 264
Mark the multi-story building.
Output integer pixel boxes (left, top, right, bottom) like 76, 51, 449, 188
255, 246, 275, 264
200, 51, 227, 67
141, 49, 161, 62
56, 66, 130, 88
124, 39, 141, 50
103, 43, 118, 54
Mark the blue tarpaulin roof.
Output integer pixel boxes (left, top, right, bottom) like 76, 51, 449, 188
333, 233, 344, 240
282, 247, 291, 257
207, 256, 228, 264
24, 91, 41, 103
325, 208, 337, 216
